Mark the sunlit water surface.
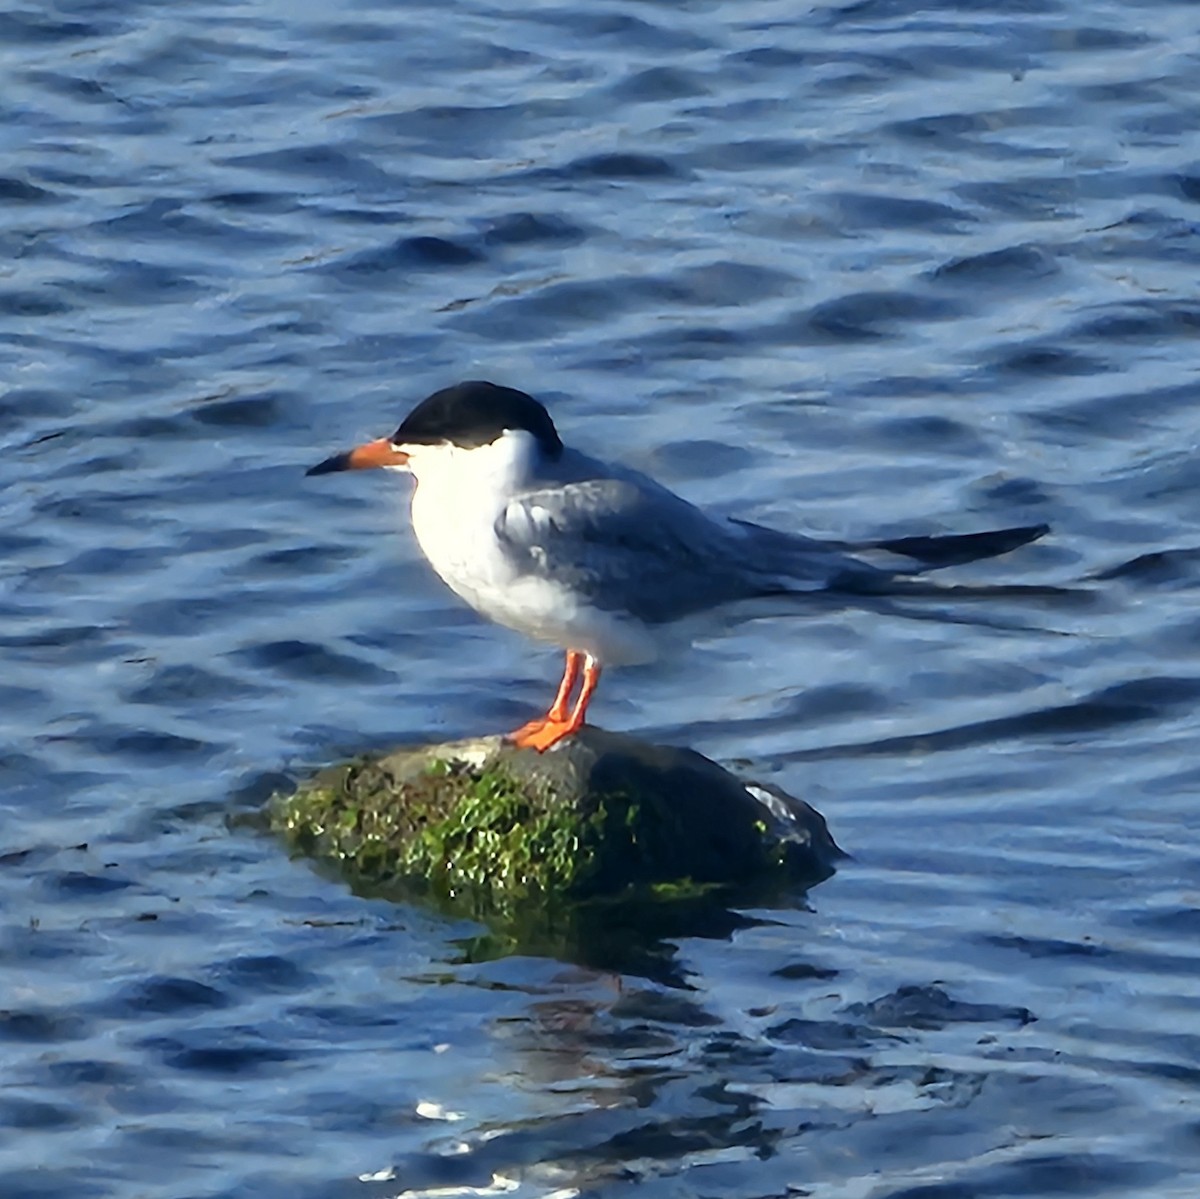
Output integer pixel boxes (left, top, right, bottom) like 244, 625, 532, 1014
4, 0, 1200, 1195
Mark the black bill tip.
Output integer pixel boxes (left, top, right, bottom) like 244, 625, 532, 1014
306, 452, 352, 477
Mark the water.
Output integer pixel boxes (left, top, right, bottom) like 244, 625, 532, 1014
3, 0, 1200, 1194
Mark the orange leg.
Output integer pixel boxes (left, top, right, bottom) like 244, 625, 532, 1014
508, 651, 582, 743
509, 653, 602, 753
547, 650, 583, 722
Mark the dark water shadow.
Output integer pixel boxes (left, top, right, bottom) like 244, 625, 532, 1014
343, 870, 831, 990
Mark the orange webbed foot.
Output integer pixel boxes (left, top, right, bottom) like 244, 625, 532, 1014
507, 717, 581, 753
508, 716, 550, 744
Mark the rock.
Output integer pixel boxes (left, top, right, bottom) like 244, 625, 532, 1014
271, 727, 842, 918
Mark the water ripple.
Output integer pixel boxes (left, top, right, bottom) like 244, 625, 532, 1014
3, 0, 1200, 1194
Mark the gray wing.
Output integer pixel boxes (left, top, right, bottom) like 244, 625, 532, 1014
496, 476, 765, 624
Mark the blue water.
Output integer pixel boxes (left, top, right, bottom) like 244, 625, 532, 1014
4, 0, 1200, 1194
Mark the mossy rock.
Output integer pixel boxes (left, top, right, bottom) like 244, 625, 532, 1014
272, 727, 841, 925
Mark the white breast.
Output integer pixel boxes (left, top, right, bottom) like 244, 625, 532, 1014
406, 434, 655, 665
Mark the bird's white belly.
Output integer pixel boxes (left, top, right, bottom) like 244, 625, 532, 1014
410, 488, 655, 665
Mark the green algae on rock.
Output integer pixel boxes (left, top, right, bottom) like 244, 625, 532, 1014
271, 727, 841, 917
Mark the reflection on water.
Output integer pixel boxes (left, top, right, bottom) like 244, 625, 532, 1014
3, 0, 1200, 1193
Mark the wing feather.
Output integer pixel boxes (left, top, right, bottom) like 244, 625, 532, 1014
496, 477, 751, 624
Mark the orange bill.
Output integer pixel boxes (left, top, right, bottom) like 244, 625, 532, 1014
307, 438, 409, 476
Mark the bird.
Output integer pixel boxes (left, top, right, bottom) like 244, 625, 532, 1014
307, 380, 1047, 752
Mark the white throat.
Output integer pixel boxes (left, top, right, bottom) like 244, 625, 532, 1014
402, 428, 543, 495
403, 429, 544, 602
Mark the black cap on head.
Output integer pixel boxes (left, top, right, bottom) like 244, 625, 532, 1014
393, 381, 563, 459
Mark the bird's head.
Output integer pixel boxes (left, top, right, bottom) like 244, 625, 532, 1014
306, 380, 563, 486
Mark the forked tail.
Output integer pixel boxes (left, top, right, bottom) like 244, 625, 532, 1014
831, 522, 1075, 602
869, 523, 1050, 570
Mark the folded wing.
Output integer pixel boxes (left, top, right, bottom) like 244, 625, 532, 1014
496, 477, 775, 624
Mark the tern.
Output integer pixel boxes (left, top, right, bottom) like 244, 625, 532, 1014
308, 381, 1047, 751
